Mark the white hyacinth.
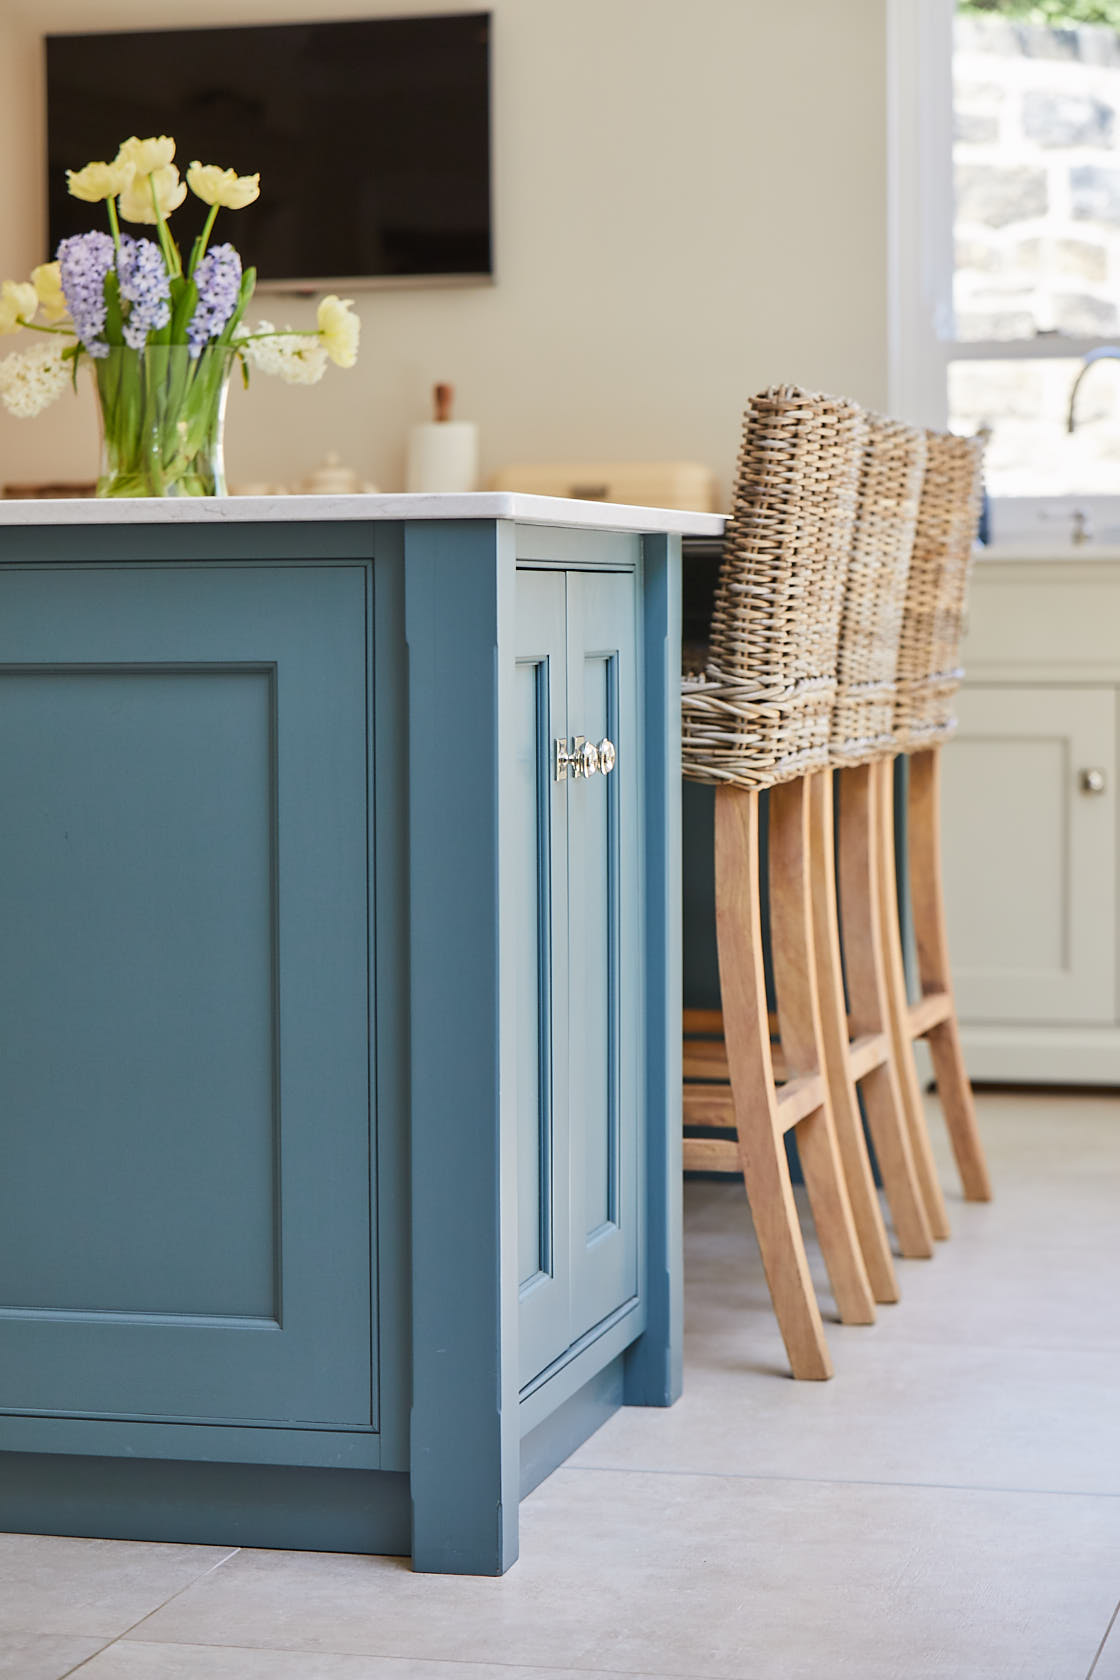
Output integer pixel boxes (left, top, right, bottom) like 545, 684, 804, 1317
238, 321, 328, 385
0, 338, 73, 417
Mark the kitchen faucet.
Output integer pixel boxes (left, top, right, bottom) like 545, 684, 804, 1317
1066, 346, 1120, 432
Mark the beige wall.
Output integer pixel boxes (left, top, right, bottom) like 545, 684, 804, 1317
0, 0, 889, 503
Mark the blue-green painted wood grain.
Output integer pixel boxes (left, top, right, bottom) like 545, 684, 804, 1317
0, 563, 374, 1430
406, 519, 520, 1576
566, 569, 641, 1340
0, 666, 277, 1320
514, 571, 572, 1389
624, 533, 684, 1408
0, 521, 373, 566
519, 1356, 623, 1499
0, 1454, 409, 1554
370, 529, 412, 1472
0, 1412, 382, 1468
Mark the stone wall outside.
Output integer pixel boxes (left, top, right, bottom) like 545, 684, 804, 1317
952, 14, 1120, 497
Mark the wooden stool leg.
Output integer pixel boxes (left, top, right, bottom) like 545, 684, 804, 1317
767, 779, 875, 1329
907, 747, 993, 1202
835, 764, 935, 1259
874, 757, 952, 1239
807, 770, 899, 1302
714, 785, 833, 1379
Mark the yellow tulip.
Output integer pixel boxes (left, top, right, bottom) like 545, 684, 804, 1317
116, 135, 177, 175
118, 163, 188, 225
66, 159, 134, 203
317, 295, 360, 368
31, 262, 68, 324
187, 162, 261, 210
0, 279, 38, 335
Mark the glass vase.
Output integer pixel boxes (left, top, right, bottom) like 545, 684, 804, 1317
93, 344, 234, 498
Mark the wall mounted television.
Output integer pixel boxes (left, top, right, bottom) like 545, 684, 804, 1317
45, 12, 492, 290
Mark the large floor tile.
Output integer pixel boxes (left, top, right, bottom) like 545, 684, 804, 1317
682, 1093, 1120, 1359
0, 1631, 110, 1679
570, 1337, 1120, 1495
1092, 1603, 1120, 1679
0, 1535, 236, 1639
123, 1470, 1120, 1680
74, 1645, 686, 1680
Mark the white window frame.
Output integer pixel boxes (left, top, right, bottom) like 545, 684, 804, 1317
886, 0, 1120, 542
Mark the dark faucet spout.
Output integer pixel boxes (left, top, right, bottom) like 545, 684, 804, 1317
1067, 346, 1120, 433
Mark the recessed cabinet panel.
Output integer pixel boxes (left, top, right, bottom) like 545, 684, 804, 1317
0, 668, 278, 1321
940, 684, 1117, 1024
567, 571, 640, 1343
514, 571, 571, 1387
0, 564, 374, 1429
575, 650, 618, 1240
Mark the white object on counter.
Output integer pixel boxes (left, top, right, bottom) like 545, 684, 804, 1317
406, 383, 479, 494
301, 452, 378, 495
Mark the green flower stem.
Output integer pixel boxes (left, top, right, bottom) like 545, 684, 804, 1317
149, 175, 182, 278
15, 319, 74, 336
106, 195, 122, 256
188, 204, 220, 279
94, 345, 231, 498
237, 329, 323, 342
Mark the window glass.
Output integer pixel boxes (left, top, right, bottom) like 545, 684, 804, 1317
950, 3, 1120, 502
954, 8, 1120, 342
950, 353, 1120, 492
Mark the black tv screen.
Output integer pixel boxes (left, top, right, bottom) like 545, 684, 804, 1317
46, 12, 492, 288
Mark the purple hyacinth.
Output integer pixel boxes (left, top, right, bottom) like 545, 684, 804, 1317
56, 231, 116, 358
187, 243, 242, 358
116, 235, 170, 349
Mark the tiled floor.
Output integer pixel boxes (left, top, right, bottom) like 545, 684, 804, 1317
3, 1089, 1119, 1680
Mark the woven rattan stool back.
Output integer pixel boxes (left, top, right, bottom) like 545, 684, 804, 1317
894, 430, 984, 752
831, 415, 927, 767
681, 386, 868, 789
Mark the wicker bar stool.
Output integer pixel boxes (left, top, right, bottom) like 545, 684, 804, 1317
876, 430, 993, 1233
820, 414, 938, 1283
681, 385, 875, 1381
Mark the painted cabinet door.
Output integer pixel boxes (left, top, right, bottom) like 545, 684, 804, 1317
565, 570, 640, 1345
0, 563, 375, 1429
940, 683, 1117, 1025
515, 567, 640, 1390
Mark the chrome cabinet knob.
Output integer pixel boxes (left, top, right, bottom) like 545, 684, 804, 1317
555, 735, 599, 781
1079, 767, 1107, 795
554, 734, 616, 782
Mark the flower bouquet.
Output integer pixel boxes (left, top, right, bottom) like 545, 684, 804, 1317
0, 136, 360, 496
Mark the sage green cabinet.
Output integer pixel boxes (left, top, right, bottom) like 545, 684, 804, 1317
0, 562, 376, 1438
515, 565, 641, 1391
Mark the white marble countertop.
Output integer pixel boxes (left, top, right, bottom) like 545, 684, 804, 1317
0, 490, 727, 538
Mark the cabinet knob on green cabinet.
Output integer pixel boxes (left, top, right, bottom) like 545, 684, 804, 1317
555, 734, 597, 780
554, 734, 614, 781
1079, 767, 1107, 795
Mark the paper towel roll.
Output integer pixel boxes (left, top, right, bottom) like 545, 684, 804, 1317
406, 420, 479, 494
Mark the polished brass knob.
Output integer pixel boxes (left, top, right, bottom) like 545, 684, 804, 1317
598, 737, 616, 775
1080, 767, 1107, 795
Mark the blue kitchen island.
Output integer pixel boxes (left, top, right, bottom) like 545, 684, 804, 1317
0, 491, 722, 1575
